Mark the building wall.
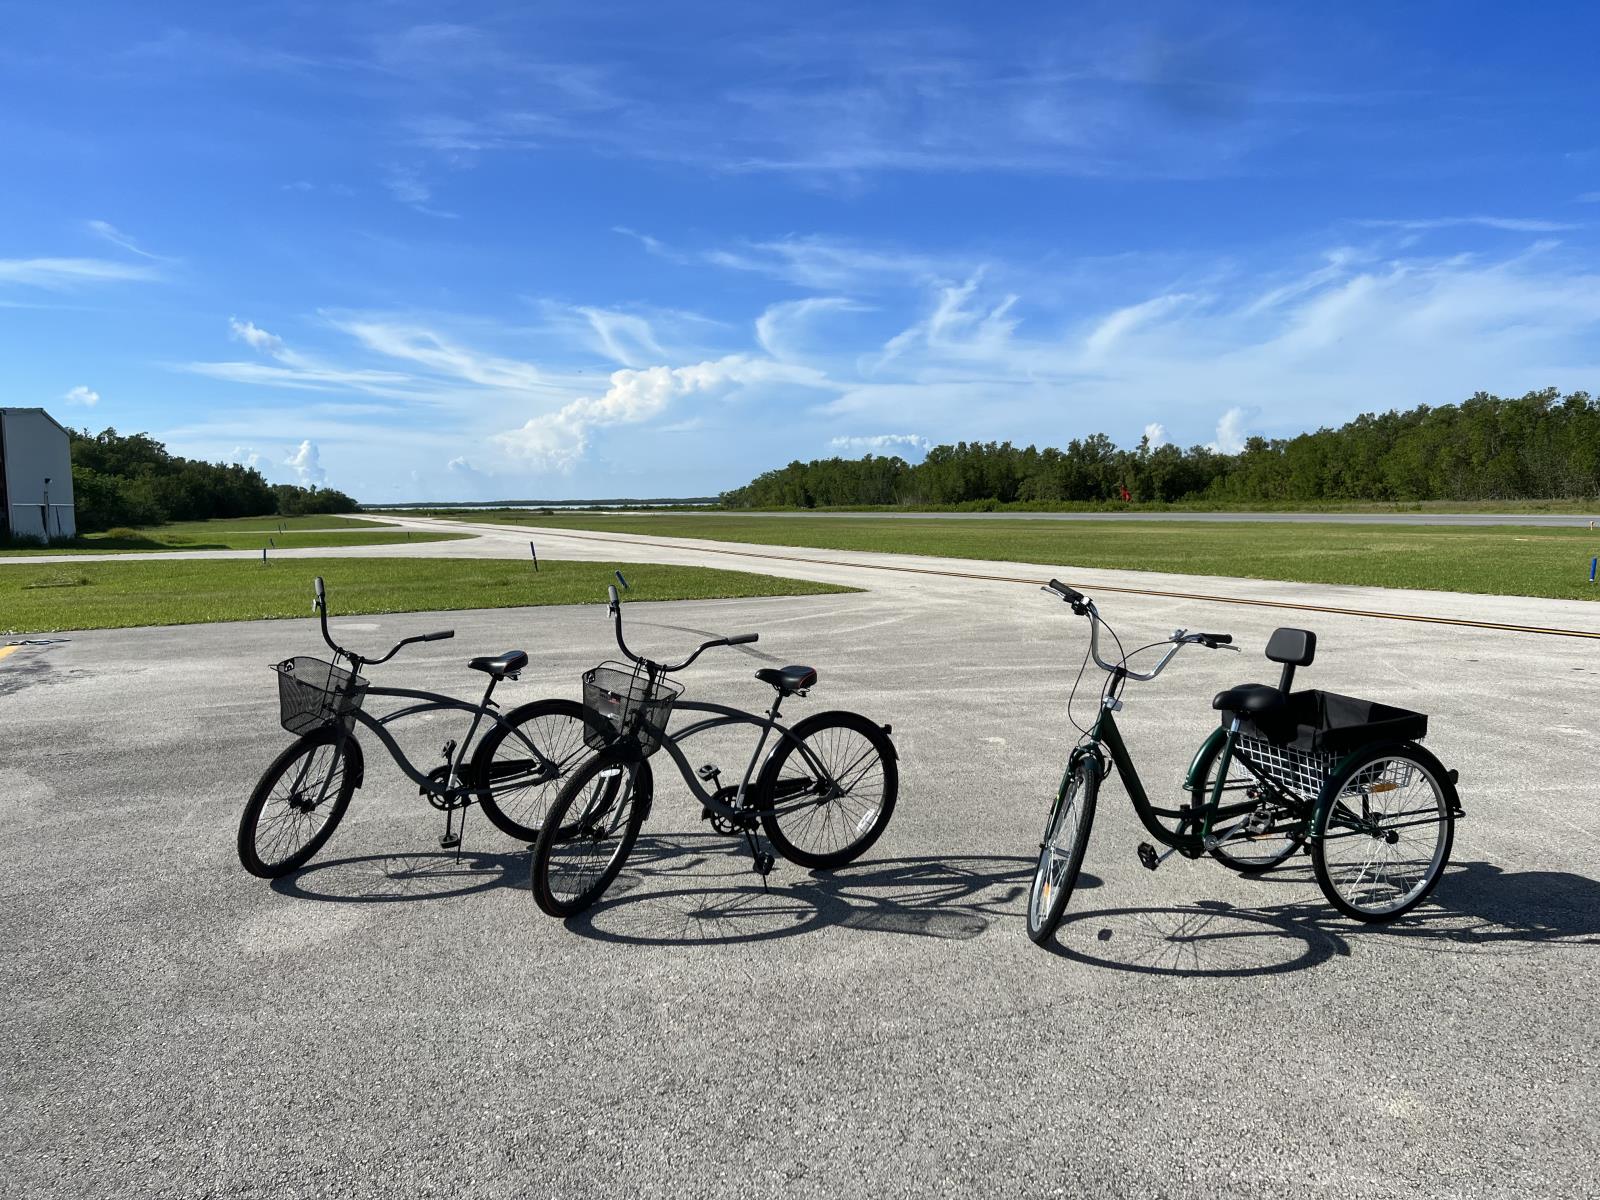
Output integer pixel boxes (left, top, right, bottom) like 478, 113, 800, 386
1, 410, 76, 539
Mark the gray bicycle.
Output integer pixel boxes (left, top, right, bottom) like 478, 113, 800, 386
530, 574, 899, 917
237, 577, 608, 878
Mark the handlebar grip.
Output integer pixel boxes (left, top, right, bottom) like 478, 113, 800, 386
726, 633, 759, 646
1047, 578, 1086, 603
422, 630, 455, 642
607, 585, 619, 607
314, 576, 326, 603
1203, 633, 1232, 645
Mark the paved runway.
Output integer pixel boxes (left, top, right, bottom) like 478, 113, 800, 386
4, 523, 1597, 1198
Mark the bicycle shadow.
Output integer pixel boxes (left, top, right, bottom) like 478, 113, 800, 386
562, 834, 1094, 947
1044, 900, 1349, 978
271, 850, 527, 903
1243, 859, 1600, 954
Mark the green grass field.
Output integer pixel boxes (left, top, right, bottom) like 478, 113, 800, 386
0, 557, 853, 632
449, 511, 1600, 601
0, 514, 465, 556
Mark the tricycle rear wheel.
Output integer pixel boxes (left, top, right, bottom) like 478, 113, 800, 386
1311, 744, 1455, 922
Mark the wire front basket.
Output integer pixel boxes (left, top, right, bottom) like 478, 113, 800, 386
273, 656, 368, 735
582, 661, 682, 757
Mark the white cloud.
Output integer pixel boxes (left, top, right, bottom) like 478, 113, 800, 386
284, 440, 327, 487
1084, 294, 1194, 357
1209, 408, 1249, 454
230, 317, 285, 355
384, 167, 457, 218
575, 307, 666, 367
1355, 216, 1579, 234
0, 257, 159, 288
85, 220, 161, 259
495, 355, 830, 470
230, 445, 262, 468
62, 385, 100, 407
1143, 422, 1167, 448
755, 297, 869, 360
829, 433, 929, 457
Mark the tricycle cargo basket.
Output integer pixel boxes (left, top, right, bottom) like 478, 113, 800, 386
1230, 688, 1427, 754
273, 656, 368, 735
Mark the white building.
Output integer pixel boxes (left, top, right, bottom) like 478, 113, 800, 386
0, 408, 76, 540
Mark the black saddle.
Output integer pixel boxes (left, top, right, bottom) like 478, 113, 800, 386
756, 665, 818, 696
469, 650, 528, 680
1211, 683, 1285, 716
1212, 627, 1317, 721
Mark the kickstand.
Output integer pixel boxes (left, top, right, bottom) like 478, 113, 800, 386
742, 829, 775, 891
440, 804, 465, 857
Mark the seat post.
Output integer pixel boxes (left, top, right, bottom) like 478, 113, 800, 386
1277, 663, 1296, 692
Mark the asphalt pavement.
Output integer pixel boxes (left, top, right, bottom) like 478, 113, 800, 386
3, 523, 1597, 1198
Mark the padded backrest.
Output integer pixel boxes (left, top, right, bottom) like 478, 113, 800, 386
1265, 627, 1316, 667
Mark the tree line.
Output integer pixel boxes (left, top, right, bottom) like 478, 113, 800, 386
721, 389, 1600, 508
70, 428, 357, 531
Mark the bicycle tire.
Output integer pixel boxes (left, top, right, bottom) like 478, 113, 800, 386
473, 699, 613, 841
530, 752, 651, 918
1026, 756, 1098, 944
1190, 738, 1304, 873
1311, 743, 1456, 922
755, 710, 898, 870
238, 729, 359, 878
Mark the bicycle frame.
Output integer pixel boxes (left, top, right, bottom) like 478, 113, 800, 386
628, 697, 840, 820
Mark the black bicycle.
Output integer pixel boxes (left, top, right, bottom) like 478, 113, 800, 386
237, 577, 609, 878
1027, 580, 1463, 943
529, 574, 899, 917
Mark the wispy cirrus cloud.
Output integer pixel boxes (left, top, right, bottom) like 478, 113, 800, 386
1353, 216, 1581, 234
85, 220, 163, 259
0, 257, 160, 288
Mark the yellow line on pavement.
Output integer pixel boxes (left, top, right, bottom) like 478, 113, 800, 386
0, 645, 20, 664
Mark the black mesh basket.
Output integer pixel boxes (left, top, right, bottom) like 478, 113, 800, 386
582, 661, 682, 756
273, 656, 368, 735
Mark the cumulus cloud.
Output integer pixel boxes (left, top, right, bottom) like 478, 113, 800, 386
1209, 408, 1250, 454
1143, 422, 1167, 448
495, 355, 829, 470
829, 433, 930, 457
230, 317, 285, 355
231, 445, 262, 468
285, 440, 327, 487
62, 385, 100, 407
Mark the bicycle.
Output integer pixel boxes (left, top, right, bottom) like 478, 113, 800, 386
237, 576, 610, 878
529, 574, 899, 917
1026, 579, 1463, 944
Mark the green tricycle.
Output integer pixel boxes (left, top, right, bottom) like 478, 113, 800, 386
1027, 580, 1464, 944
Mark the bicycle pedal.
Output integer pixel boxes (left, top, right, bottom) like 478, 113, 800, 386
696, 764, 720, 782
752, 852, 775, 877
439, 833, 461, 849
1137, 842, 1159, 872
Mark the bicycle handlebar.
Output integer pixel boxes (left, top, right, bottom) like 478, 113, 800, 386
313, 575, 454, 667
1044, 579, 1234, 681
605, 584, 758, 673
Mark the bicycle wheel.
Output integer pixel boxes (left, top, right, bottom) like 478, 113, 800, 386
238, 729, 359, 878
530, 753, 652, 917
756, 710, 898, 870
473, 699, 613, 841
1191, 738, 1303, 873
1311, 744, 1456, 922
1026, 756, 1098, 944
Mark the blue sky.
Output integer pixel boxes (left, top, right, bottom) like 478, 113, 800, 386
3, 1, 1599, 501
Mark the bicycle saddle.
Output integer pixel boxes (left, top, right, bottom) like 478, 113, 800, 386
469, 650, 528, 680
1211, 683, 1285, 715
757, 665, 818, 696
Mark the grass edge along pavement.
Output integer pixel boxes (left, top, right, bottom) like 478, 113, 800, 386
437, 511, 1600, 602
0, 557, 856, 633
0, 516, 462, 557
